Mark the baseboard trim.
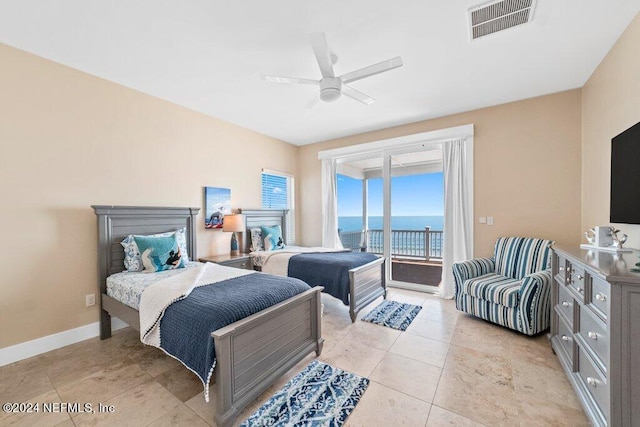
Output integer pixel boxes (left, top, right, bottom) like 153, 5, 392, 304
0, 318, 129, 367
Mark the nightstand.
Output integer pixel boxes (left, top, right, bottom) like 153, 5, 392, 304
198, 253, 252, 270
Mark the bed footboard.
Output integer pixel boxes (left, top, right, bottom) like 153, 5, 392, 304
211, 286, 324, 427
349, 257, 387, 322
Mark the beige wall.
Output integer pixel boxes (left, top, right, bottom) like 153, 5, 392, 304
582, 13, 640, 248
298, 90, 583, 256
0, 43, 297, 348
6, 11, 638, 351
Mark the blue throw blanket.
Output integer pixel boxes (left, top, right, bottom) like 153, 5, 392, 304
159, 272, 310, 397
288, 252, 379, 305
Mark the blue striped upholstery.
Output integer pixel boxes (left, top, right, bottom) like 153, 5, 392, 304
452, 257, 495, 286
456, 293, 520, 331
494, 237, 552, 280
519, 270, 552, 335
453, 237, 553, 336
462, 273, 521, 308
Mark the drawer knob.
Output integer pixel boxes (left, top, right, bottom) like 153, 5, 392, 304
587, 377, 598, 387
559, 266, 565, 271
576, 287, 583, 293
561, 335, 572, 342
588, 331, 598, 340
561, 301, 570, 307
576, 274, 584, 280
595, 293, 607, 302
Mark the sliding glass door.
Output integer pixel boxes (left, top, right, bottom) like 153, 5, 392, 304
336, 156, 387, 260
336, 147, 443, 292
388, 152, 443, 291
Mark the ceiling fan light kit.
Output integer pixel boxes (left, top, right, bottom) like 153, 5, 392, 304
320, 78, 342, 102
262, 32, 403, 107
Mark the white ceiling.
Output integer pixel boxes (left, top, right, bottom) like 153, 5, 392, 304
1, 1, 639, 146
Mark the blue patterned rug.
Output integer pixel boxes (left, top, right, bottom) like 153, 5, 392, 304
240, 361, 369, 426
361, 300, 422, 331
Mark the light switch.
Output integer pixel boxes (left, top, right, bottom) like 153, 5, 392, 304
487, 216, 494, 226
479, 217, 487, 224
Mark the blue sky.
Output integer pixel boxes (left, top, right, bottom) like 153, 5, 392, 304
337, 172, 444, 216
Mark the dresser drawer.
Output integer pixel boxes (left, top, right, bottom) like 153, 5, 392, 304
577, 345, 609, 422
567, 262, 585, 303
589, 277, 610, 321
556, 283, 575, 328
557, 315, 575, 367
578, 305, 609, 369
555, 254, 568, 282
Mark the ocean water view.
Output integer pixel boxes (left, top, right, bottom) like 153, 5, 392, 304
338, 215, 444, 232
338, 215, 444, 258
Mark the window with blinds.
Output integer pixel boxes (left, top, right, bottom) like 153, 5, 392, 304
261, 171, 295, 245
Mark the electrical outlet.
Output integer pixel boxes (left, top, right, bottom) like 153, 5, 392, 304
86, 294, 96, 307
487, 216, 494, 226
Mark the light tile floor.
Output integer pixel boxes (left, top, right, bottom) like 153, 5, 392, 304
0, 289, 590, 426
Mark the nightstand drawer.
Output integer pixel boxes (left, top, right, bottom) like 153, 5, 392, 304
222, 258, 252, 270
199, 255, 253, 270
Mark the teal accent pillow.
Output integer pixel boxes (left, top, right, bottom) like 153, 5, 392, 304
121, 228, 189, 272
133, 235, 185, 273
261, 225, 285, 251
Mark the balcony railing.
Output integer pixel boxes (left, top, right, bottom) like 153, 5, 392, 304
339, 227, 443, 260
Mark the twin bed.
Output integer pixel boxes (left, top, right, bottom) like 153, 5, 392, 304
93, 206, 323, 427
93, 205, 386, 426
240, 209, 387, 322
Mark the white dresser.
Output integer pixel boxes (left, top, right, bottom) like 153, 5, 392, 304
551, 245, 640, 426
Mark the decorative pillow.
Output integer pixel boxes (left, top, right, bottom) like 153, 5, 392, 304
121, 228, 189, 272
261, 225, 285, 251
250, 228, 264, 252
133, 235, 185, 273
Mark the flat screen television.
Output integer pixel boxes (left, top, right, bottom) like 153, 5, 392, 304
610, 120, 640, 224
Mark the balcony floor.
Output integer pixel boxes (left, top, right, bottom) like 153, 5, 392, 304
391, 258, 442, 286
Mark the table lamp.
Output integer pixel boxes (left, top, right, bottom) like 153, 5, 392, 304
223, 214, 244, 256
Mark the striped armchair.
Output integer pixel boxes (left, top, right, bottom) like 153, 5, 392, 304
452, 237, 554, 335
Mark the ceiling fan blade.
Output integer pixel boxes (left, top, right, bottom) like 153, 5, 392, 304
309, 32, 335, 78
342, 85, 375, 105
304, 93, 320, 109
339, 56, 403, 84
262, 75, 319, 85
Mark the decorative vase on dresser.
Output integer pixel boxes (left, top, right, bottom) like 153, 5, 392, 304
550, 245, 640, 427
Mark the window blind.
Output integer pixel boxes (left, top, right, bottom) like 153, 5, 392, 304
261, 171, 295, 245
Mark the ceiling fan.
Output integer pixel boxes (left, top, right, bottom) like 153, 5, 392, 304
262, 32, 403, 108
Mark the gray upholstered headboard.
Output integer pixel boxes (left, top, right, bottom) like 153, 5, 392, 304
92, 205, 200, 295
238, 209, 288, 252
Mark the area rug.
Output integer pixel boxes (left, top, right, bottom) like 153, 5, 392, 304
361, 299, 422, 331
240, 361, 369, 426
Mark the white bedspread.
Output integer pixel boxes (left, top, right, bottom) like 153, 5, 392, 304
252, 246, 348, 276
139, 262, 253, 347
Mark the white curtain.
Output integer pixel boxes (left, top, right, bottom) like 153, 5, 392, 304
440, 139, 473, 299
321, 159, 344, 249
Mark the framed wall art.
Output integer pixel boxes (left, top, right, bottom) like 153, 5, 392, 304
204, 187, 231, 229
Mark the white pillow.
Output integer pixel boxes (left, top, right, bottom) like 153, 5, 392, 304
250, 228, 264, 252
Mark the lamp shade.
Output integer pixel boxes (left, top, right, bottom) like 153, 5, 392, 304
222, 214, 244, 233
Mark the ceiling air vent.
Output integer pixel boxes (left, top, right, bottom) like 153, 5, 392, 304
469, 0, 536, 40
